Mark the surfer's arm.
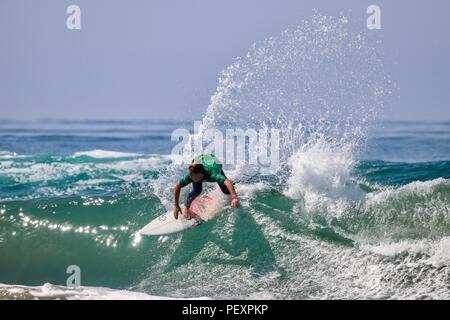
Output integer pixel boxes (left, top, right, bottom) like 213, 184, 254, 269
175, 174, 192, 207
173, 183, 182, 219
174, 183, 182, 207
224, 179, 239, 208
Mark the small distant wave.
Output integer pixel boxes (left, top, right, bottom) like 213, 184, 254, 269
73, 150, 141, 159
356, 160, 450, 185
0, 283, 211, 300
0, 151, 21, 159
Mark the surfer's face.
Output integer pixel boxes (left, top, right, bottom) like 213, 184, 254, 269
190, 172, 204, 182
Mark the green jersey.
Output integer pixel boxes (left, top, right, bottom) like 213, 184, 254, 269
178, 154, 227, 187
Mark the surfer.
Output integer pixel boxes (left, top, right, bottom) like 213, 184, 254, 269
173, 154, 239, 220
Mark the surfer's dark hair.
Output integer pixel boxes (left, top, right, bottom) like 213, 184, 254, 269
189, 163, 205, 175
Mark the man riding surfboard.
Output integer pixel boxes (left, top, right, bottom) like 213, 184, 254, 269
173, 154, 239, 220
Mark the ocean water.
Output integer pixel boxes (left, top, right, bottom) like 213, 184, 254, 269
1, 15, 450, 300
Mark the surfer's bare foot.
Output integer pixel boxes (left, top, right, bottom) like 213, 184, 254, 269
183, 207, 191, 220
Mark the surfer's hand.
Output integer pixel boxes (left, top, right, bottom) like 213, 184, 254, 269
183, 206, 191, 220
173, 205, 182, 220
231, 197, 239, 208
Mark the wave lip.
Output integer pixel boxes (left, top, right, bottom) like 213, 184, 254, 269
0, 283, 211, 300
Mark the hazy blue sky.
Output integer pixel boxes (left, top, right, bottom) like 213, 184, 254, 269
1, 0, 449, 121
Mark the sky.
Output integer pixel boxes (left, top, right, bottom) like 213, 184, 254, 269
0, 0, 449, 121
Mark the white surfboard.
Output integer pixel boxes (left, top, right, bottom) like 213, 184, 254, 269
139, 189, 228, 236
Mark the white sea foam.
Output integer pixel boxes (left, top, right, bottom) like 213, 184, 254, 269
96, 157, 169, 172
0, 283, 211, 300
0, 162, 89, 183
362, 236, 450, 268
0, 160, 13, 168
74, 179, 119, 186
284, 141, 366, 221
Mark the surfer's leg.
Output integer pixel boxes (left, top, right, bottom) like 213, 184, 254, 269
218, 169, 230, 194
185, 182, 202, 207
218, 182, 230, 194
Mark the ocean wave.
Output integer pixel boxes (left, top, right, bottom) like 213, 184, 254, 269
0, 154, 172, 200
285, 161, 450, 243
1, 174, 450, 299
362, 236, 450, 268
352, 178, 450, 241
73, 150, 142, 159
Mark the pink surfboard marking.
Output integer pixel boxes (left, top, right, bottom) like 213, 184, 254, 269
189, 195, 215, 220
